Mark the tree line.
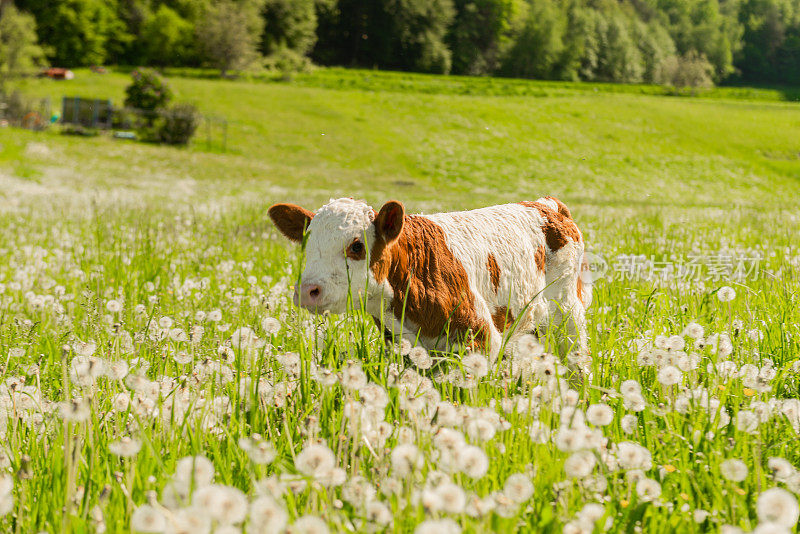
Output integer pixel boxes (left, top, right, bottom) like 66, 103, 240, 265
2, 0, 800, 86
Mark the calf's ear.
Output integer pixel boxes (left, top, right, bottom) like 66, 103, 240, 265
268, 203, 314, 242
374, 200, 405, 244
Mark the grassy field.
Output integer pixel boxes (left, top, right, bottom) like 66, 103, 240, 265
1, 68, 800, 532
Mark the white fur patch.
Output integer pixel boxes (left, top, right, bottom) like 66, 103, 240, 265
426, 201, 587, 355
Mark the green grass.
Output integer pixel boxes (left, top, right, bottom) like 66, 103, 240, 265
0, 67, 800, 533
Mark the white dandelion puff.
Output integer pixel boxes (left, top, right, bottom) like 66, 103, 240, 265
457, 445, 489, 479
636, 478, 661, 502
462, 352, 489, 378
409, 347, 433, 370
717, 286, 736, 302
720, 459, 749, 482
415, 518, 461, 534
564, 450, 596, 479
391, 444, 423, 477
295, 443, 336, 478
586, 404, 614, 426
757, 488, 799, 528
109, 437, 142, 458
131, 505, 166, 533
365, 501, 393, 526
261, 316, 282, 335
504, 473, 534, 503
291, 515, 329, 534
192, 484, 248, 525
249, 495, 288, 532
657, 365, 682, 386
174, 455, 215, 488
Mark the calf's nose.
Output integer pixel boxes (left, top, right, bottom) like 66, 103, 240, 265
296, 282, 323, 308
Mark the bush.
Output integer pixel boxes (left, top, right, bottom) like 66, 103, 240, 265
656, 51, 715, 94
124, 69, 173, 112
264, 48, 313, 79
156, 104, 200, 146
1, 91, 29, 122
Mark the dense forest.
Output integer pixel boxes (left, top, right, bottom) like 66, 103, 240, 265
3, 0, 800, 85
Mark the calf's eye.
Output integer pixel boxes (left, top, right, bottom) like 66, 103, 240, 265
346, 240, 365, 260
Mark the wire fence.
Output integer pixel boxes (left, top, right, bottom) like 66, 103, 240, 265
0, 93, 52, 131
0, 93, 227, 151
60, 97, 228, 151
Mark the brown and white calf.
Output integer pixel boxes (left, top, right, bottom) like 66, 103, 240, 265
268, 197, 590, 358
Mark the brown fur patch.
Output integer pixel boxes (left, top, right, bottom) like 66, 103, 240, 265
577, 277, 583, 304
491, 306, 515, 332
487, 254, 500, 293
267, 203, 314, 242
535, 244, 546, 272
544, 196, 573, 219
370, 216, 491, 346
519, 201, 581, 252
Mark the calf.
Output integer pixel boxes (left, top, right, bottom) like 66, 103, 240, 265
268, 197, 590, 358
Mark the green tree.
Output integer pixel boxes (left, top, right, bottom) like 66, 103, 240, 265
499, 0, 566, 79
655, 0, 741, 79
140, 4, 195, 65
261, 0, 318, 57
116, 0, 152, 64
196, 0, 266, 77
312, 0, 454, 73
17, 0, 128, 66
736, 0, 800, 83
385, 0, 455, 73
0, 3, 46, 81
447, 0, 526, 75
633, 18, 676, 82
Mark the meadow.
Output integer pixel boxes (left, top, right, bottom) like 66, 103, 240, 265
1, 68, 800, 533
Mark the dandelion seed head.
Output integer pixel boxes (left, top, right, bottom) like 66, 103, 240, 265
586, 403, 613, 426
757, 488, 800, 528
414, 518, 461, 534
109, 437, 142, 458
295, 443, 336, 478
457, 445, 489, 479
721, 459, 748, 482
717, 286, 737, 302
174, 455, 215, 489
657, 365, 682, 386
291, 515, 329, 534
636, 478, 662, 502
504, 473, 534, 503
249, 495, 288, 532
130, 505, 166, 533
409, 347, 433, 370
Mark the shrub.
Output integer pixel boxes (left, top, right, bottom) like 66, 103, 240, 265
124, 69, 173, 112
156, 104, 200, 146
264, 48, 313, 80
1, 91, 29, 122
656, 51, 715, 94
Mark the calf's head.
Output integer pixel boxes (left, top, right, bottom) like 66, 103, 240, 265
268, 198, 404, 314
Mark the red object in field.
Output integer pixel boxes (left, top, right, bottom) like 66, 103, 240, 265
41, 68, 74, 80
